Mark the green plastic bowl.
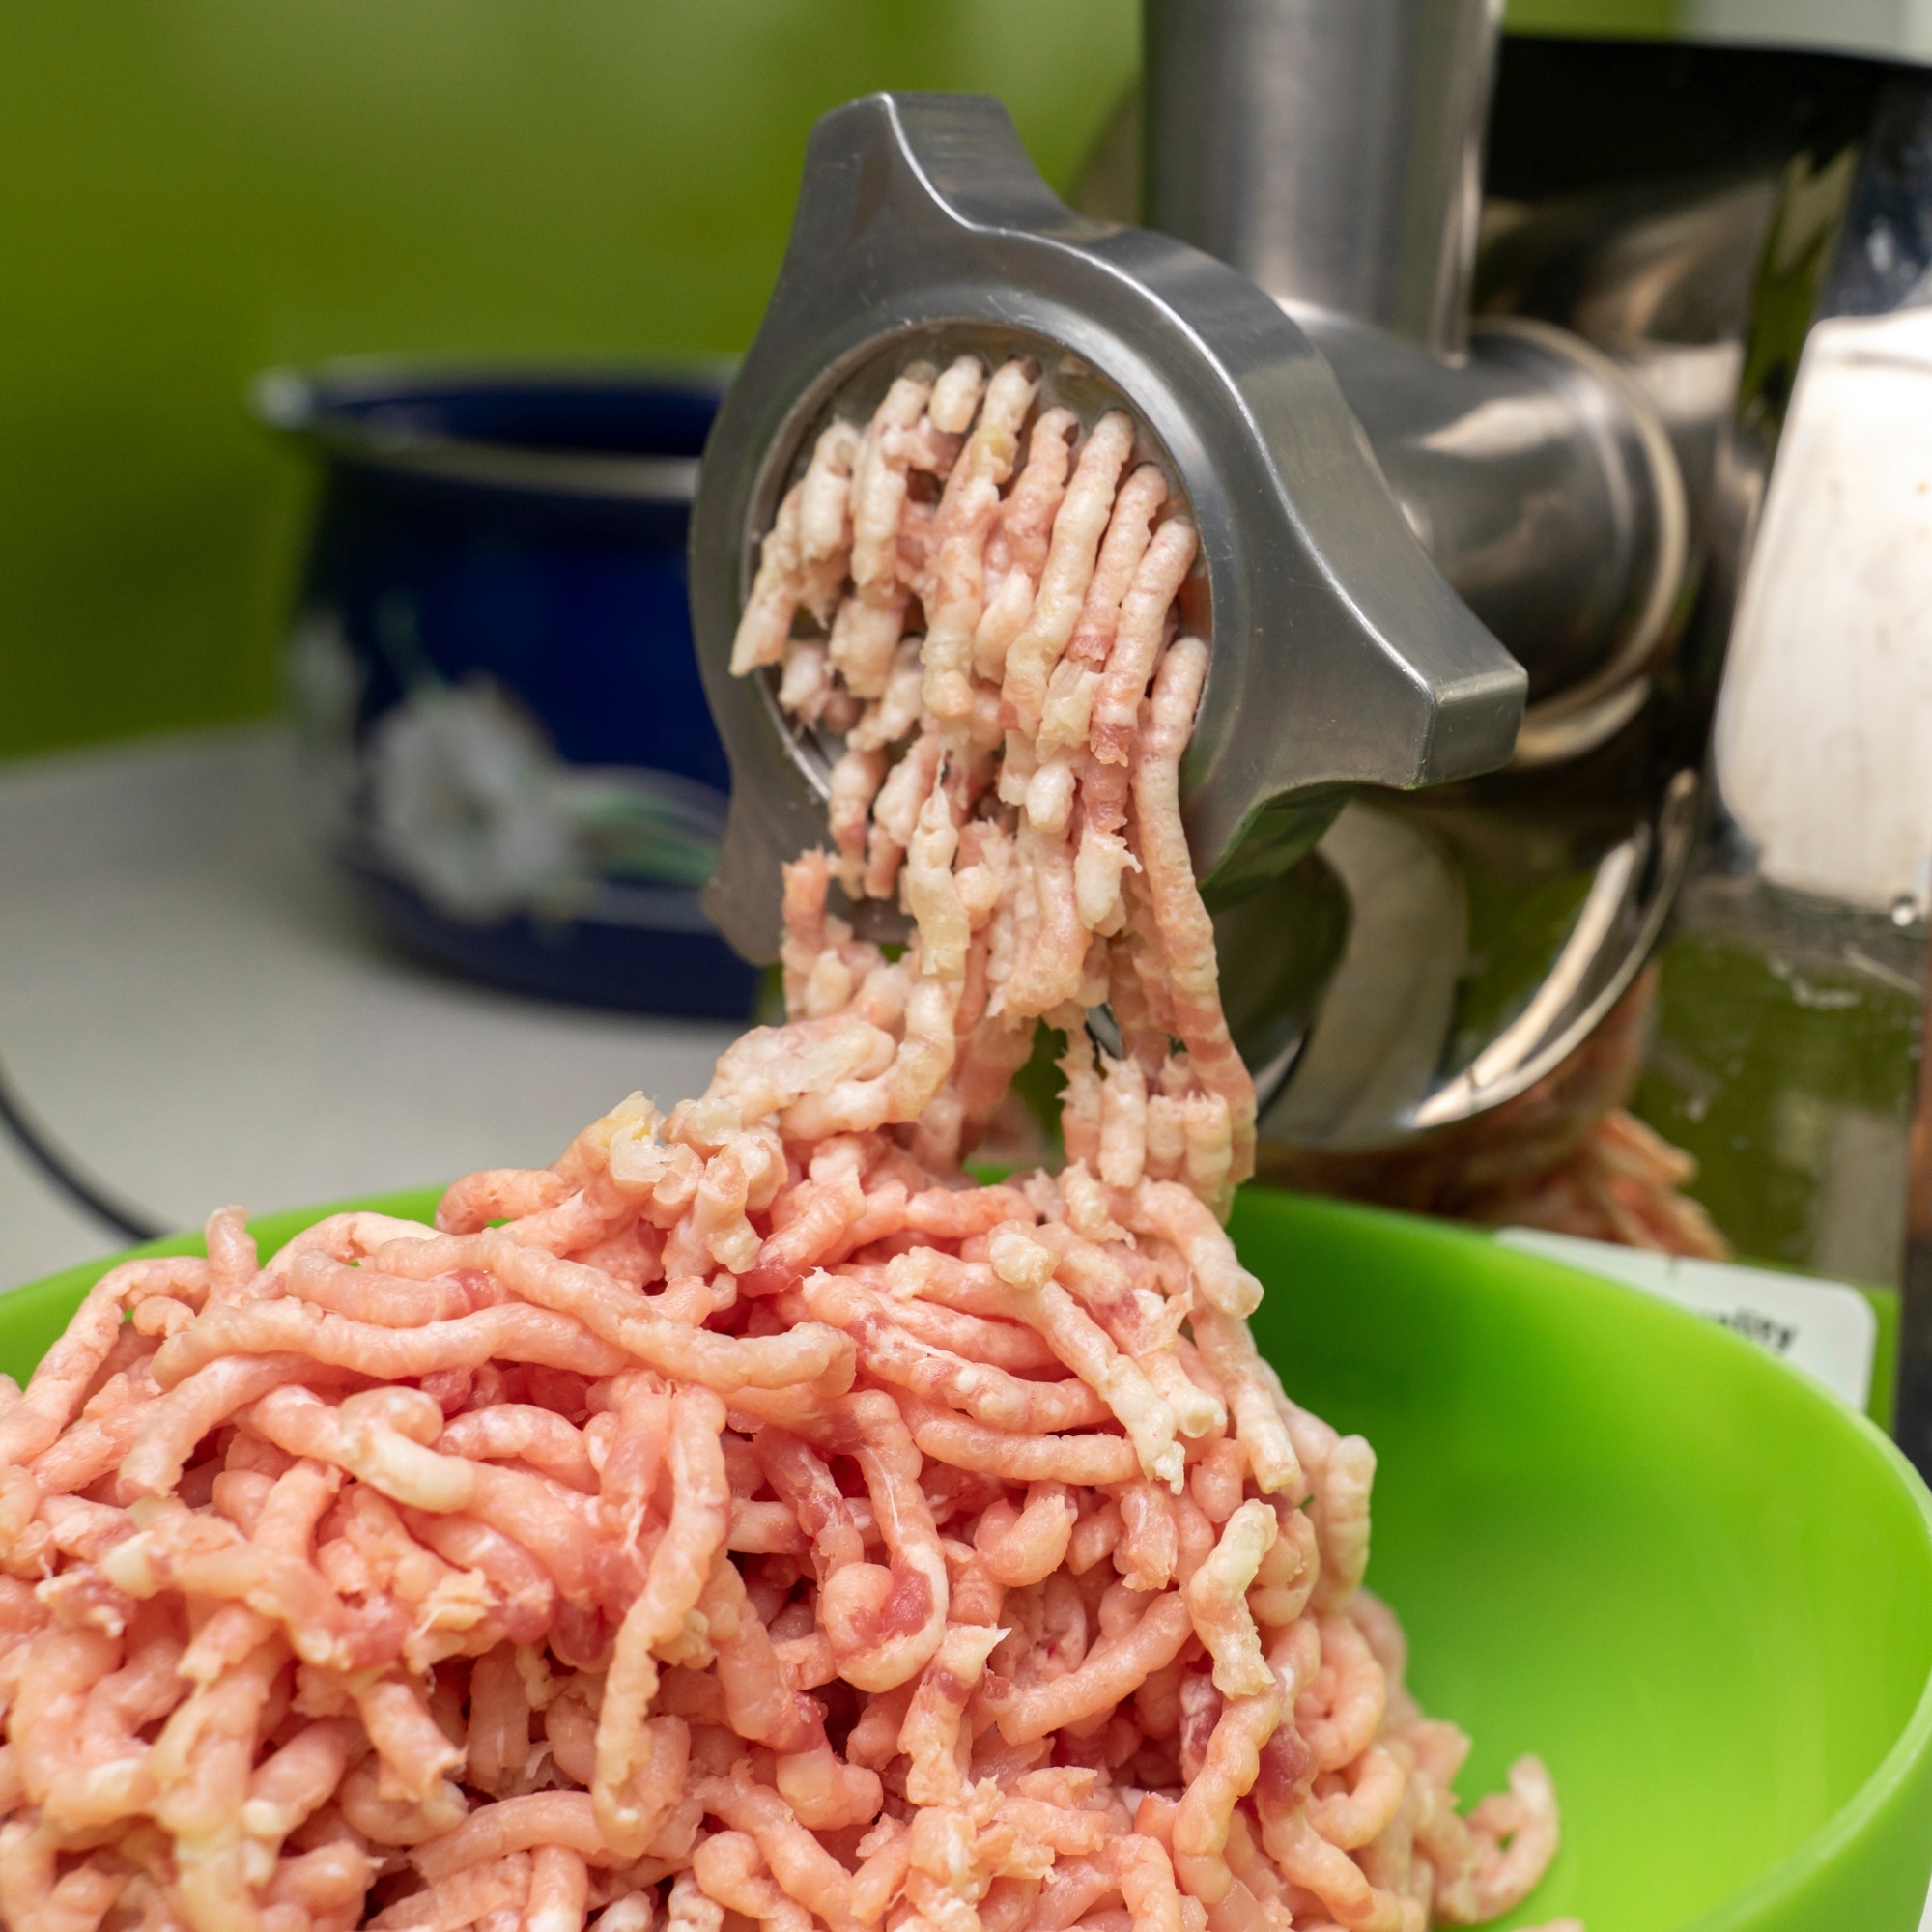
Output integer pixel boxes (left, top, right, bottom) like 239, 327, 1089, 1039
7, 1187, 1932, 1931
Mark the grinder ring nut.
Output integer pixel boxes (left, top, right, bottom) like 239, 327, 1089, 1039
688, 92, 1525, 963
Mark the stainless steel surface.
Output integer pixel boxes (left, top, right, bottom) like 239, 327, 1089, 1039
1138, 1, 1690, 751
1430, 44, 1932, 1463
1269, 162, 1781, 1146
1259, 29, 1932, 1160
1144, 0, 1499, 353
689, 92, 1526, 964
1136, 4, 1710, 1137
1123, 0, 1709, 1142
1580, 119, 1906, 1293
689, 26, 1927, 1289
1308, 311, 1688, 747
1257, 110, 1861, 1149
1262, 771, 1701, 1148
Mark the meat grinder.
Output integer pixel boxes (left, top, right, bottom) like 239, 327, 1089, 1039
689, 0, 1692, 1135
688, 0, 1932, 1434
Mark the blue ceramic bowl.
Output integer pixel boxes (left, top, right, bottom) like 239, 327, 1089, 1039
256, 360, 760, 1020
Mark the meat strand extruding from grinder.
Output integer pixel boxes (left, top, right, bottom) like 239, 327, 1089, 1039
0, 352, 1569, 1932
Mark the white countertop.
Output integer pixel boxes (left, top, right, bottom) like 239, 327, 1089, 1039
0, 724, 741, 1289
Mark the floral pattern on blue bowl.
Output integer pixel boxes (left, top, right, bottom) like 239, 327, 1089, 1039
260, 361, 760, 1020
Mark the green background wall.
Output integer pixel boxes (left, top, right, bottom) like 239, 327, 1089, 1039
0, 0, 1792, 761
0, 1, 1143, 762
1506, 0, 1679, 30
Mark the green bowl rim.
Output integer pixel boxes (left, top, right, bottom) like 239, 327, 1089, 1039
1233, 1189, 1932, 1930
1647, 1290, 1932, 1931
11, 1183, 1932, 1930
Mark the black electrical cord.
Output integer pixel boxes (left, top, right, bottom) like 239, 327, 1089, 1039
0, 1048, 169, 1244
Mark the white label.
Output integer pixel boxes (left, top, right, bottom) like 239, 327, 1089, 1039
1494, 1227, 1878, 1412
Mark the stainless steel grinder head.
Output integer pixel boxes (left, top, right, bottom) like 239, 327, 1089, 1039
688, 92, 1527, 962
